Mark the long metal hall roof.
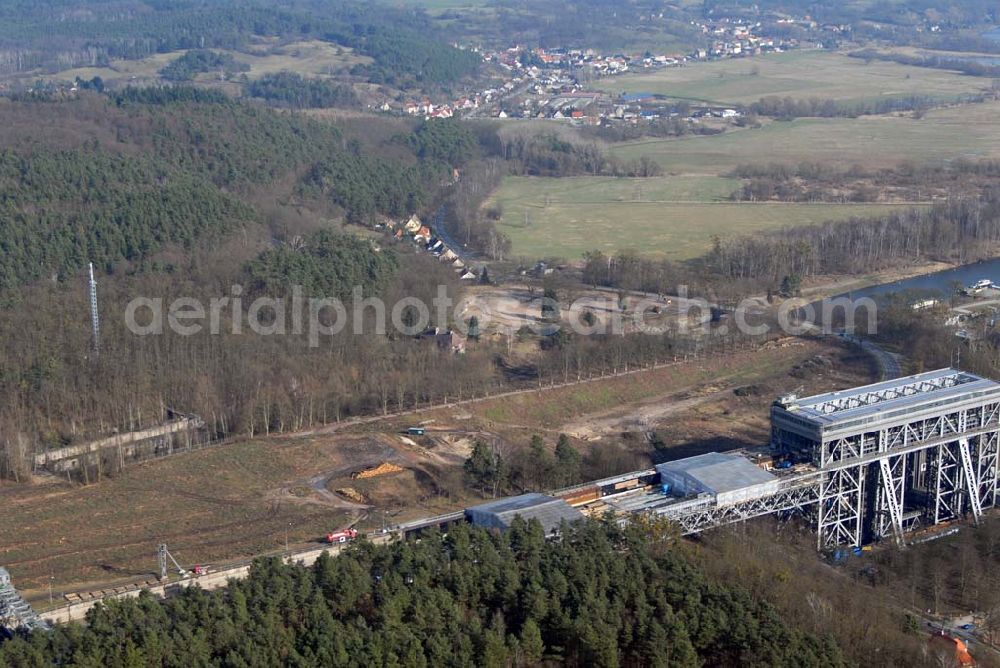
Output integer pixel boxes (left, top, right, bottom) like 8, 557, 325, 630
778, 368, 1000, 428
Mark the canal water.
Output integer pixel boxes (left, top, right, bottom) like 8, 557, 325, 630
830, 257, 1000, 302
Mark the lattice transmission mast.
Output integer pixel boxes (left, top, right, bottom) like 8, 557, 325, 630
88, 262, 100, 354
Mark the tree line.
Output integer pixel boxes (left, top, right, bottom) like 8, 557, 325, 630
464, 433, 583, 497
708, 194, 1000, 283
850, 48, 1000, 79
109, 85, 230, 106
748, 93, 979, 120
581, 116, 727, 143
730, 158, 1000, 203
496, 127, 661, 178
159, 49, 249, 82
0, 520, 847, 667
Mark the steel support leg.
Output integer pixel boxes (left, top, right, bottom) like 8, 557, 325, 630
958, 437, 983, 523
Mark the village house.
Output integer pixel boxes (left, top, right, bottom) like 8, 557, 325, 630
403, 215, 423, 234
421, 327, 467, 354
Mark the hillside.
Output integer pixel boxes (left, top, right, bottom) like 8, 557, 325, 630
0, 0, 480, 87
0, 90, 482, 479
0, 91, 475, 288
0, 520, 848, 667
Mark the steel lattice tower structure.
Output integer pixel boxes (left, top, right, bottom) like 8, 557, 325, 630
771, 368, 1000, 549
635, 368, 1000, 548
88, 262, 100, 354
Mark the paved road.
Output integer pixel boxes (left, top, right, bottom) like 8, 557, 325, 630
855, 336, 902, 380
920, 616, 1000, 662
430, 206, 472, 263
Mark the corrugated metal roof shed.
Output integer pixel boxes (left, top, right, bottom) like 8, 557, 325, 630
466, 493, 583, 534
656, 452, 779, 505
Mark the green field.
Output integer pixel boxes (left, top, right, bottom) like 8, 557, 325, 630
488, 58, 1000, 261
609, 100, 1000, 172
490, 175, 921, 261
595, 50, 987, 105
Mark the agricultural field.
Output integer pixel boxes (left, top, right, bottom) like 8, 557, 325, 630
489, 175, 921, 260
595, 50, 988, 105
609, 99, 1000, 173
39, 40, 369, 87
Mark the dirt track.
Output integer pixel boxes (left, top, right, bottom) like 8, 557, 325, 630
561, 385, 739, 439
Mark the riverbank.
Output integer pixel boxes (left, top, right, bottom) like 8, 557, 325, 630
800, 261, 956, 302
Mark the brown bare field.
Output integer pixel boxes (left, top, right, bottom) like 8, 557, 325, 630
369, 337, 875, 467
457, 339, 868, 430
0, 434, 386, 596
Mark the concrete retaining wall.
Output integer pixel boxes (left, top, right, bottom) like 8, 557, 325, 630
40, 545, 338, 625
34, 419, 203, 468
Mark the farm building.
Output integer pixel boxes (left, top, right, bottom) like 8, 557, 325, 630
465, 493, 583, 535
656, 452, 779, 506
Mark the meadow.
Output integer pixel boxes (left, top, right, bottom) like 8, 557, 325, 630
595, 50, 988, 105
42, 40, 369, 87
490, 175, 921, 261
609, 100, 1000, 173
491, 56, 1000, 261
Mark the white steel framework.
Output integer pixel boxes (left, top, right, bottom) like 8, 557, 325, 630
651, 369, 1000, 549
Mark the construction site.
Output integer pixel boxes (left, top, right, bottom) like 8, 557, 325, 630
2, 355, 998, 656
396, 368, 1000, 550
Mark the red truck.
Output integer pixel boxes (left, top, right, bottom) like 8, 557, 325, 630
326, 528, 359, 544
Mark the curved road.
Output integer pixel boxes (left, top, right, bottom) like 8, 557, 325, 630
852, 335, 902, 380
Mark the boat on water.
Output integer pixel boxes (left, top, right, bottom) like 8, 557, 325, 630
964, 279, 996, 293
